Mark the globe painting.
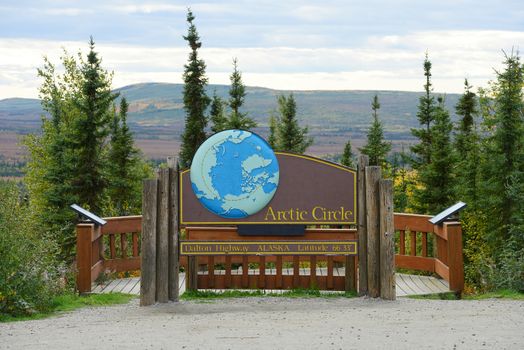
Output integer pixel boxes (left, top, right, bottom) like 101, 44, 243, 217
190, 130, 280, 219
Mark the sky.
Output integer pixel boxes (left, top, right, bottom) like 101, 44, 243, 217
0, 0, 523, 98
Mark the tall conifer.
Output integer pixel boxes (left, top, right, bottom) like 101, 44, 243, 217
72, 37, 117, 214
340, 139, 355, 168
411, 53, 437, 167
210, 90, 227, 133
225, 58, 256, 130
274, 93, 313, 153
179, 9, 210, 167
360, 94, 391, 167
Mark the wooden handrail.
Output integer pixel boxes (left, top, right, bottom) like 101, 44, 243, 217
76, 213, 463, 293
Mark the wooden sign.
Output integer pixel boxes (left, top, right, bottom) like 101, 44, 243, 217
180, 240, 358, 256
180, 152, 357, 225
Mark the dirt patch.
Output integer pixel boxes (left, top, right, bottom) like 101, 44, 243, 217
1, 297, 523, 349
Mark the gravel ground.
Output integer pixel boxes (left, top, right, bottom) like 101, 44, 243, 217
1, 297, 523, 350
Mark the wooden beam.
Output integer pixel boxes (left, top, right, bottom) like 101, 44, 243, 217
77, 224, 94, 293
156, 169, 169, 303
445, 222, 464, 293
168, 165, 180, 302
365, 166, 381, 298
379, 179, 395, 300
140, 179, 158, 306
357, 155, 369, 296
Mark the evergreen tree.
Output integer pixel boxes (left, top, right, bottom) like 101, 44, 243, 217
274, 93, 313, 153
454, 79, 480, 207
179, 9, 210, 167
106, 97, 146, 216
419, 96, 456, 214
480, 52, 524, 248
224, 58, 256, 130
340, 139, 355, 168
209, 90, 227, 133
411, 53, 437, 167
360, 94, 391, 167
71, 37, 117, 214
28, 55, 79, 260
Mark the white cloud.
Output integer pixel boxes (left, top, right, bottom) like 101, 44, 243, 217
0, 29, 522, 98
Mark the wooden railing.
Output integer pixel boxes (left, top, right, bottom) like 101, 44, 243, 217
76, 213, 464, 293
394, 213, 464, 292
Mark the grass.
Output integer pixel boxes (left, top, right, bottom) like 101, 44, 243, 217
0, 293, 137, 323
407, 289, 524, 301
181, 288, 357, 300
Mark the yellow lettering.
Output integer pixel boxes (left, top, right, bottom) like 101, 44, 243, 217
264, 207, 276, 221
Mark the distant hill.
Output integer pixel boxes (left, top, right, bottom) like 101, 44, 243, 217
0, 83, 461, 158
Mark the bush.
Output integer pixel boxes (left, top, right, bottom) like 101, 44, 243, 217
0, 181, 63, 316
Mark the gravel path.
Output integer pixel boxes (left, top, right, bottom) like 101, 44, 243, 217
1, 297, 523, 349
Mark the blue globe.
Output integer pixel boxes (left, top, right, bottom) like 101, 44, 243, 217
190, 130, 279, 218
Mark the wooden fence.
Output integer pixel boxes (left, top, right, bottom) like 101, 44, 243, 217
76, 213, 463, 294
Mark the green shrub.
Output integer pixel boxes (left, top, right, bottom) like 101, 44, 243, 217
0, 181, 63, 316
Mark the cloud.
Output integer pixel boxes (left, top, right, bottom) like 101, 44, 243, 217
0, 29, 522, 98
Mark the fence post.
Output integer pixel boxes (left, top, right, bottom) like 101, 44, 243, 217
76, 223, 94, 294
365, 166, 381, 298
141, 179, 158, 306
445, 222, 464, 294
168, 161, 180, 301
156, 169, 170, 303
357, 155, 369, 296
379, 179, 395, 300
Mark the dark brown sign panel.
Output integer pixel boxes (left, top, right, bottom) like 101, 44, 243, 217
180, 152, 356, 225
180, 240, 358, 256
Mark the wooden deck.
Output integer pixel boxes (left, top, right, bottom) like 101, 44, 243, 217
92, 269, 450, 297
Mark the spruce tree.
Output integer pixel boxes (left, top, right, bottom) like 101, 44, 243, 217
419, 96, 455, 214
411, 53, 437, 167
274, 93, 313, 153
106, 97, 143, 215
72, 37, 117, 214
225, 58, 256, 130
480, 52, 524, 247
210, 90, 227, 133
179, 9, 210, 167
360, 94, 391, 167
340, 139, 355, 168
454, 79, 480, 207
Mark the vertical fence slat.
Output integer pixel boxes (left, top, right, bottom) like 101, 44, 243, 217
140, 179, 157, 306
379, 179, 395, 300
410, 231, 417, 256
365, 166, 381, 298
168, 165, 180, 302
258, 256, 266, 289
399, 230, 405, 255
225, 256, 232, 288
293, 256, 300, 287
132, 232, 139, 257
345, 256, 356, 292
120, 233, 127, 259
156, 169, 169, 303
208, 256, 215, 288
357, 155, 369, 296
310, 256, 317, 288
276, 256, 283, 289
187, 256, 198, 292
109, 234, 116, 259
327, 256, 334, 290
242, 256, 249, 288
422, 232, 428, 257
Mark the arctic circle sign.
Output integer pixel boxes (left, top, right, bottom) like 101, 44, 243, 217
190, 130, 280, 219
182, 130, 357, 225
